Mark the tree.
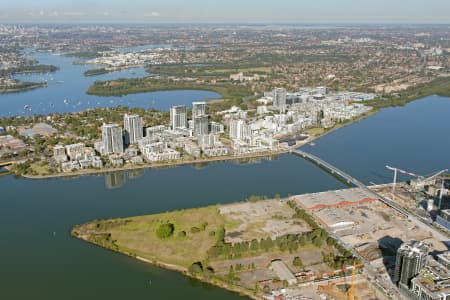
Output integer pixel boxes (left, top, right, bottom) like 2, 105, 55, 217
188, 262, 203, 275
293, 256, 303, 268
178, 230, 186, 238
250, 239, 259, 251
156, 223, 174, 239
326, 237, 336, 246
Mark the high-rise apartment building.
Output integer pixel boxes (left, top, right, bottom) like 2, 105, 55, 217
170, 105, 188, 130
229, 119, 249, 140
192, 101, 207, 118
394, 240, 428, 288
273, 88, 287, 113
194, 115, 209, 136
102, 124, 124, 154
123, 114, 143, 145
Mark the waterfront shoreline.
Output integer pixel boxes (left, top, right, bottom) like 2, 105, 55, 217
73, 223, 260, 300
17, 108, 378, 180
21, 146, 300, 180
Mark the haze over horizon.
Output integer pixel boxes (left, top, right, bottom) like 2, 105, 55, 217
1, 0, 450, 24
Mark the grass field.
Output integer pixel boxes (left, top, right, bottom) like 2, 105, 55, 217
74, 205, 225, 267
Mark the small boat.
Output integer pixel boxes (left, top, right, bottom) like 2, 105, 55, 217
23, 105, 31, 110
63, 99, 69, 104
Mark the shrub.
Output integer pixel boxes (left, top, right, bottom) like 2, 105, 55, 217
190, 226, 201, 233
188, 262, 203, 275
156, 223, 174, 239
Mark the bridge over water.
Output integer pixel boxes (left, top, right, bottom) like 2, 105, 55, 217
292, 148, 450, 244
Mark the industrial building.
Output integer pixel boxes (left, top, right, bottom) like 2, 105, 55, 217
270, 260, 297, 286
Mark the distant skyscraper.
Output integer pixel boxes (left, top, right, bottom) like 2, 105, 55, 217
394, 240, 428, 288
102, 124, 124, 154
123, 114, 143, 145
170, 105, 188, 130
273, 88, 287, 113
194, 115, 209, 136
192, 102, 207, 118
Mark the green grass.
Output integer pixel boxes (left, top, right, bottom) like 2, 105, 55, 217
74, 206, 225, 268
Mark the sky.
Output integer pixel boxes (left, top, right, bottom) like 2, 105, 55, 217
0, 0, 449, 24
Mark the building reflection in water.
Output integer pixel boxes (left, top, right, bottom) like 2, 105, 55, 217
105, 171, 126, 189
104, 169, 145, 189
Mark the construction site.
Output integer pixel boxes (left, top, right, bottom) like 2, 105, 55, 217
290, 185, 449, 281
376, 166, 450, 217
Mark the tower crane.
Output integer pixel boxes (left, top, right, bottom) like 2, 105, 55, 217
386, 165, 421, 195
386, 166, 448, 208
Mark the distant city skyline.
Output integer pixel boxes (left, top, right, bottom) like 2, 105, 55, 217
1, 0, 450, 24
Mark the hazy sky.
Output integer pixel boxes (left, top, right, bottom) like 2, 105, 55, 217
0, 0, 449, 24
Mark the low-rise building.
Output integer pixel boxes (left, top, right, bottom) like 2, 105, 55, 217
65, 143, 85, 161
270, 260, 297, 286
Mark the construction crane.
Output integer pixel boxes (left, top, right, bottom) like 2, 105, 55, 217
386, 165, 448, 207
347, 260, 359, 300
386, 165, 421, 195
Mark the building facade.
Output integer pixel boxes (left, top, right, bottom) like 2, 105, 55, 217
394, 240, 429, 288
123, 114, 143, 145
194, 115, 209, 136
273, 87, 287, 113
170, 105, 188, 130
192, 101, 206, 118
101, 124, 124, 154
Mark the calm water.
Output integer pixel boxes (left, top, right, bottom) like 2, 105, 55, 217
0, 156, 344, 299
303, 95, 450, 185
0, 50, 220, 117
0, 91, 449, 298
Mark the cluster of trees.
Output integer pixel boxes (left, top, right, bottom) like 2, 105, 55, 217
0, 64, 58, 76
87, 77, 251, 103
207, 228, 330, 260
287, 200, 319, 229
366, 77, 450, 109
188, 261, 215, 278
321, 251, 354, 270
0, 81, 46, 94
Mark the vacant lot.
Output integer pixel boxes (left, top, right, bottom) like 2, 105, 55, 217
220, 200, 311, 243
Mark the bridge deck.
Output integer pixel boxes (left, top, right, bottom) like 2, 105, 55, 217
293, 149, 409, 216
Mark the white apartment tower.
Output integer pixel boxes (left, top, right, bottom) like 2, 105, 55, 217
229, 119, 249, 140
194, 115, 209, 136
170, 105, 188, 130
192, 101, 207, 118
273, 88, 287, 113
123, 114, 143, 145
102, 124, 124, 154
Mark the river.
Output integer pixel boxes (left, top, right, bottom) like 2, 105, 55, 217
0, 50, 220, 117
